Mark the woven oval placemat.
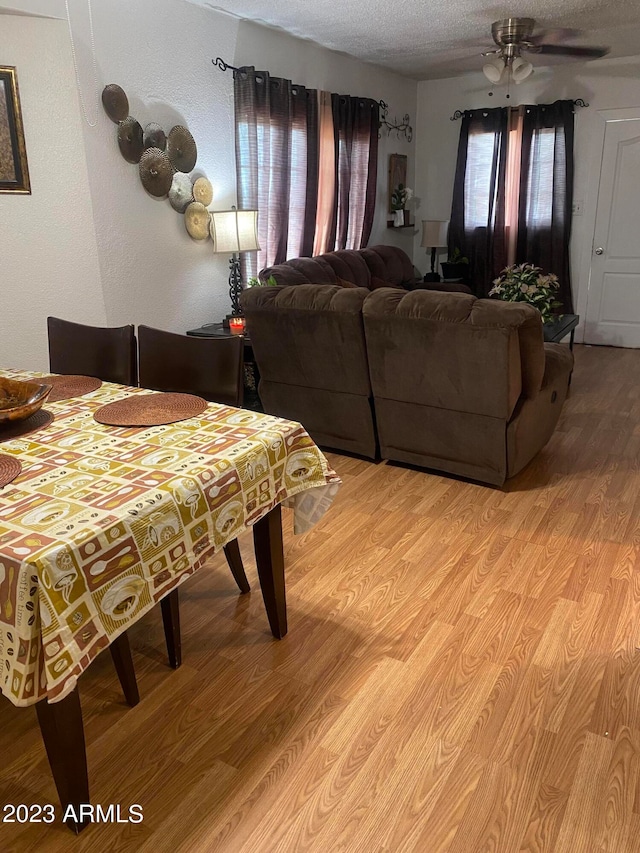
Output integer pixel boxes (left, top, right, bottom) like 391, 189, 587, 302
0, 409, 54, 442
94, 392, 208, 426
0, 454, 21, 488
40, 374, 102, 402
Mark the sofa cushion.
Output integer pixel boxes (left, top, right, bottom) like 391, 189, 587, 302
261, 256, 338, 286
241, 284, 371, 396
259, 245, 415, 290
361, 245, 416, 286
370, 275, 405, 290
362, 289, 546, 421
317, 250, 371, 288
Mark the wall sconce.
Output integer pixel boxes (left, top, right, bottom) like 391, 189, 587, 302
378, 101, 413, 143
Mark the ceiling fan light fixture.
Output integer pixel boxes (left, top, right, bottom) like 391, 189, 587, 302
483, 57, 506, 83
512, 56, 534, 83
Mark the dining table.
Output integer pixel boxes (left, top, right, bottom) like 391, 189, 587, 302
0, 368, 340, 832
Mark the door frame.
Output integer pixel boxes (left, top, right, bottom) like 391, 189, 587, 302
578, 106, 640, 343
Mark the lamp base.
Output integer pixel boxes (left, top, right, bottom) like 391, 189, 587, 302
423, 272, 441, 283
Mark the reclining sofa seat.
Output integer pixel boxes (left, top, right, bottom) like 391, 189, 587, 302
241, 284, 378, 458
362, 289, 574, 485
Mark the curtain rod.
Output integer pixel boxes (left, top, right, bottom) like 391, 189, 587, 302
449, 99, 589, 121
212, 57, 239, 72
212, 57, 411, 140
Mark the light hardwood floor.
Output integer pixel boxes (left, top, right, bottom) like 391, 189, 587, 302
2, 343, 640, 852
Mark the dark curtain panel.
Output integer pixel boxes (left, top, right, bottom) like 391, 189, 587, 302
517, 100, 575, 312
449, 107, 509, 297
329, 95, 379, 251
301, 90, 320, 258
234, 67, 318, 277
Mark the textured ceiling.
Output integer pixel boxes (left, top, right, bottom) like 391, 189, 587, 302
196, 0, 640, 79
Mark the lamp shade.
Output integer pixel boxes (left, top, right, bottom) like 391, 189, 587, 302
421, 220, 449, 249
483, 57, 506, 84
210, 209, 260, 254
512, 56, 534, 84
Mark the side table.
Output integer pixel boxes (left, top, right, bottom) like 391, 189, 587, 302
187, 323, 262, 411
543, 314, 579, 350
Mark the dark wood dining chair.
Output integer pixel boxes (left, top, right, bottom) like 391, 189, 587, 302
137, 324, 244, 407
137, 325, 250, 669
47, 317, 137, 386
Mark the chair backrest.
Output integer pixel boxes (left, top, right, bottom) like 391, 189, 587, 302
137, 325, 244, 407
47, 317, 137, 385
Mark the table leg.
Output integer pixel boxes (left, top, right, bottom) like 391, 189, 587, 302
35, 686, 90, 834
252, 504, 287, 639
569, 328, 575, 351
161, 588, 182, 669
109, 632, 140, 707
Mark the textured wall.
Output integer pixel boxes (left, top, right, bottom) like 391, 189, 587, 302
76, 0, 240, 332
413, 55, 640, 333
234, 20, 418, 257
0, 16, 106, 371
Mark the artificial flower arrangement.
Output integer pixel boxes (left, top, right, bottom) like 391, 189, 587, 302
391, 183, 413, 211
489, 263, 562, 324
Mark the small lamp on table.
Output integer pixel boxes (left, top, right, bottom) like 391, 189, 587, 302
210, 208, 260, 329
421, 220, 449, 283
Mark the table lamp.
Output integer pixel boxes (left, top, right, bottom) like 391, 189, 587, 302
210, 208, 260, 328
421, 220, 449, 282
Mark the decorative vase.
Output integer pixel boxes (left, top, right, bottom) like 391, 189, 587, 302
393, 209, 405, 227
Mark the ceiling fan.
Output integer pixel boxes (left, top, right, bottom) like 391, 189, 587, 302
481, 18, 609, 84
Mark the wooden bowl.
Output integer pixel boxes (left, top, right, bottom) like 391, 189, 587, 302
0, 376, 53, 424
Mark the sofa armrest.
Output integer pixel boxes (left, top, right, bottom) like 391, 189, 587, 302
542, 342, 574, 389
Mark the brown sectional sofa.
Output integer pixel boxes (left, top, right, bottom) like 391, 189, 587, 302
242, 246, 573, 485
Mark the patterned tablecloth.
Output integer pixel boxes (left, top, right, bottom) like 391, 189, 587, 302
0, 369, 341, 707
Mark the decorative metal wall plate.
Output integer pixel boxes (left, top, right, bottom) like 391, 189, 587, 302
139, 148, 173, 197
143, 122, 167, 151
169, 172, 194, 212
117, 117, 144, 163
167, 125, 197, 172
193, 177, 213, 206
184, 202, 210, 240
102, 84, 129, 123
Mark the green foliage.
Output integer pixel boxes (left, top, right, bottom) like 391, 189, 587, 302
447, 248, 469, 264
489, 263, 563, 324
248, 275, 279, 287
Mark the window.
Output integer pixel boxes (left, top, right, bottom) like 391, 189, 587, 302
450, 100, 574, 310
234, 69, 379, 278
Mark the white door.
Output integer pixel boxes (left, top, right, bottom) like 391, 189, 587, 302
585, 117, 640, 347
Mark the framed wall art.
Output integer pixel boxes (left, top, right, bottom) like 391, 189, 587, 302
0, 66, 31, 194
388, 153, 407, 214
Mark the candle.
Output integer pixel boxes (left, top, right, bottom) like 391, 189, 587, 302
229, 317, 246, 334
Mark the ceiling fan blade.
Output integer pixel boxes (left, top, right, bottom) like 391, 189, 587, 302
529, 28, 583, 45
532, 43, 609, 58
